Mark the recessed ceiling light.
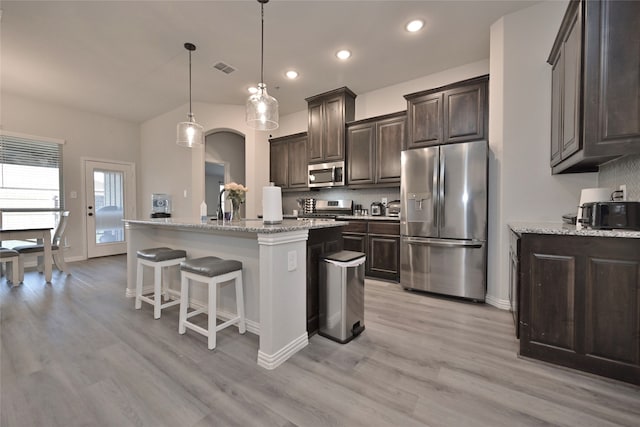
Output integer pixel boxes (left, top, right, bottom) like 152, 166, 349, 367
247, 86, 258, 94
336, 50, 351, 60
406, 19, 424, 32
285, 70, 299, 79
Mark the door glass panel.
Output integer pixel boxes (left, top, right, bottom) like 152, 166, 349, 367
93, 170, 124, 244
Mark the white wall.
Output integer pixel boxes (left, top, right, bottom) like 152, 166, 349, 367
140, 102, 269, 219
276, 59, 491, 136
488, 0, 597, 307
0, 92, 140, 261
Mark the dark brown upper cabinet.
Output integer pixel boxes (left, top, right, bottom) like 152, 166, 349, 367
549, 0, 640, 174
346, 111, 406, 187
269, 132, 308, 190
306, 87, 356, 164
404, 75, 488, 149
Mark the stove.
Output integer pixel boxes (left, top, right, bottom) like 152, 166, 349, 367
298, 199, 353, 219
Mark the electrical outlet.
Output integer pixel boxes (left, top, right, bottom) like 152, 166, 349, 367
381, 197, 387, 205
620, 184, 627, 201
287, 250, 297, 271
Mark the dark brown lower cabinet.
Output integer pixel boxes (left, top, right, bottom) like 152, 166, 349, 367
367, 222, 400, 281
342, 220, 400, 282
342, 219, 367, 253
306, 227, 343, 335
343, 233, 366, 253
519, 233, 640, 385
509, 230, 521, 338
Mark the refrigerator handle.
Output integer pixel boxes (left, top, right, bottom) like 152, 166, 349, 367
433, 153, 439, 226
403, 236, 484, 248
440, 148, 446, 226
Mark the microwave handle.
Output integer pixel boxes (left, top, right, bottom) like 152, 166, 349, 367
332, 165, 336, 181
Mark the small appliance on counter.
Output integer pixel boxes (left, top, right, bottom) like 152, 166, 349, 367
579, 201, 640, 230
562, 212, 577, 225
576, 187, 612, 230
370, 202, 385, 216
387, 200, 401, 217
151, 193, 171, 218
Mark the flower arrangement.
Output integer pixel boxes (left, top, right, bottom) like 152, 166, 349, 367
224, 182, 248, 221
224, 182, 248, 204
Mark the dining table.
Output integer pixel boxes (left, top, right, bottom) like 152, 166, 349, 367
0, 227, 53, 282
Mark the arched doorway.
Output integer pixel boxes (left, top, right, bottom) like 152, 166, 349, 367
204, 130, 246, 218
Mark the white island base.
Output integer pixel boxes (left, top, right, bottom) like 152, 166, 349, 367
124, 218, 346, 369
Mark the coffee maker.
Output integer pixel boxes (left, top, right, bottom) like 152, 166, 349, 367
151, 193, 172, 218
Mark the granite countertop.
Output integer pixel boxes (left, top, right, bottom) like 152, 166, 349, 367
124, 217, 348, 234
336, 215, 400, 221
509, 222, 640, 239
280, 214, 399, 221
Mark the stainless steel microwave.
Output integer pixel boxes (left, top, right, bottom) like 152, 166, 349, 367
308, 161, 345, 188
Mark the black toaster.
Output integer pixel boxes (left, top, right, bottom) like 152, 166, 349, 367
579, 201, 640, 230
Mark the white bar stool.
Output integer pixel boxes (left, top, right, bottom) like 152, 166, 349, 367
178, 256, 246, 350
0, 248, 21, 286
135, 247, 187, 319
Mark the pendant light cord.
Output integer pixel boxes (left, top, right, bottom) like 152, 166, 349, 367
188, 49, 193, 118
260, 1, 265, 85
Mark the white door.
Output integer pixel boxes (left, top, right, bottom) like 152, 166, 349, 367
84, 160, 136, 258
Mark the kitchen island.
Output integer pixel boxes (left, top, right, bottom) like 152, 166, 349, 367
124, 217, 347, 370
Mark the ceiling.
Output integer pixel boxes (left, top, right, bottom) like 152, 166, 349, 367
1, 0, 538, 124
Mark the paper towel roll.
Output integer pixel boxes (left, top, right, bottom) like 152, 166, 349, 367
263, 184, 283, 224
576, 187, 612, 229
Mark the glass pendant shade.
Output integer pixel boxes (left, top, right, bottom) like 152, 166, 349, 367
246, 83, 279, 131
176, 42, 204, 147
246, 0, 279, 130
176, 113, 204, 147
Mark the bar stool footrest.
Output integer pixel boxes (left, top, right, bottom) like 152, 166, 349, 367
186, 308, 207, 319
182, 321, 208, 337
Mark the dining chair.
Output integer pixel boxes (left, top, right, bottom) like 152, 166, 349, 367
14, 211, 70, 282
0, 247, 21, 285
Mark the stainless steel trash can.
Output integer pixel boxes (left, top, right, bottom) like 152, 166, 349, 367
319, 250, 366, 343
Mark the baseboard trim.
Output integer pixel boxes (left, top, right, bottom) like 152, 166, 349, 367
485, 294, 511, 311
257, 332, 308, 370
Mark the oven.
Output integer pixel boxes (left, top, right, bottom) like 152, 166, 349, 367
308, 161, 345, 188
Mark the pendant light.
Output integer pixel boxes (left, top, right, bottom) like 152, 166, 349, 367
177, 42, 204, 147
246, 0, 279, 130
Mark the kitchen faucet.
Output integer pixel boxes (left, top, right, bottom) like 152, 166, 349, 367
217, 189, 225, 220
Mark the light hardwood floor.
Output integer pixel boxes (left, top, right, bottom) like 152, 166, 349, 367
1, 255, 639, 427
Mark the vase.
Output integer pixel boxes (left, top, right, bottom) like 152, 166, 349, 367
230, 198, 241, 222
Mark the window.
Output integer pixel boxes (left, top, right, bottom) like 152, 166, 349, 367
0, 131, 64, 230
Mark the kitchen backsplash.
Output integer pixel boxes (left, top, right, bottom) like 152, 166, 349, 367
598, 154, 640, 201
282, 187, 400, 214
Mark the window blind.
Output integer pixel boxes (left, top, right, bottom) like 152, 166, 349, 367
0, 132, 64, 209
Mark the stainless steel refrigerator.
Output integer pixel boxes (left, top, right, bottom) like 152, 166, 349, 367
400, 140, 488, 301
